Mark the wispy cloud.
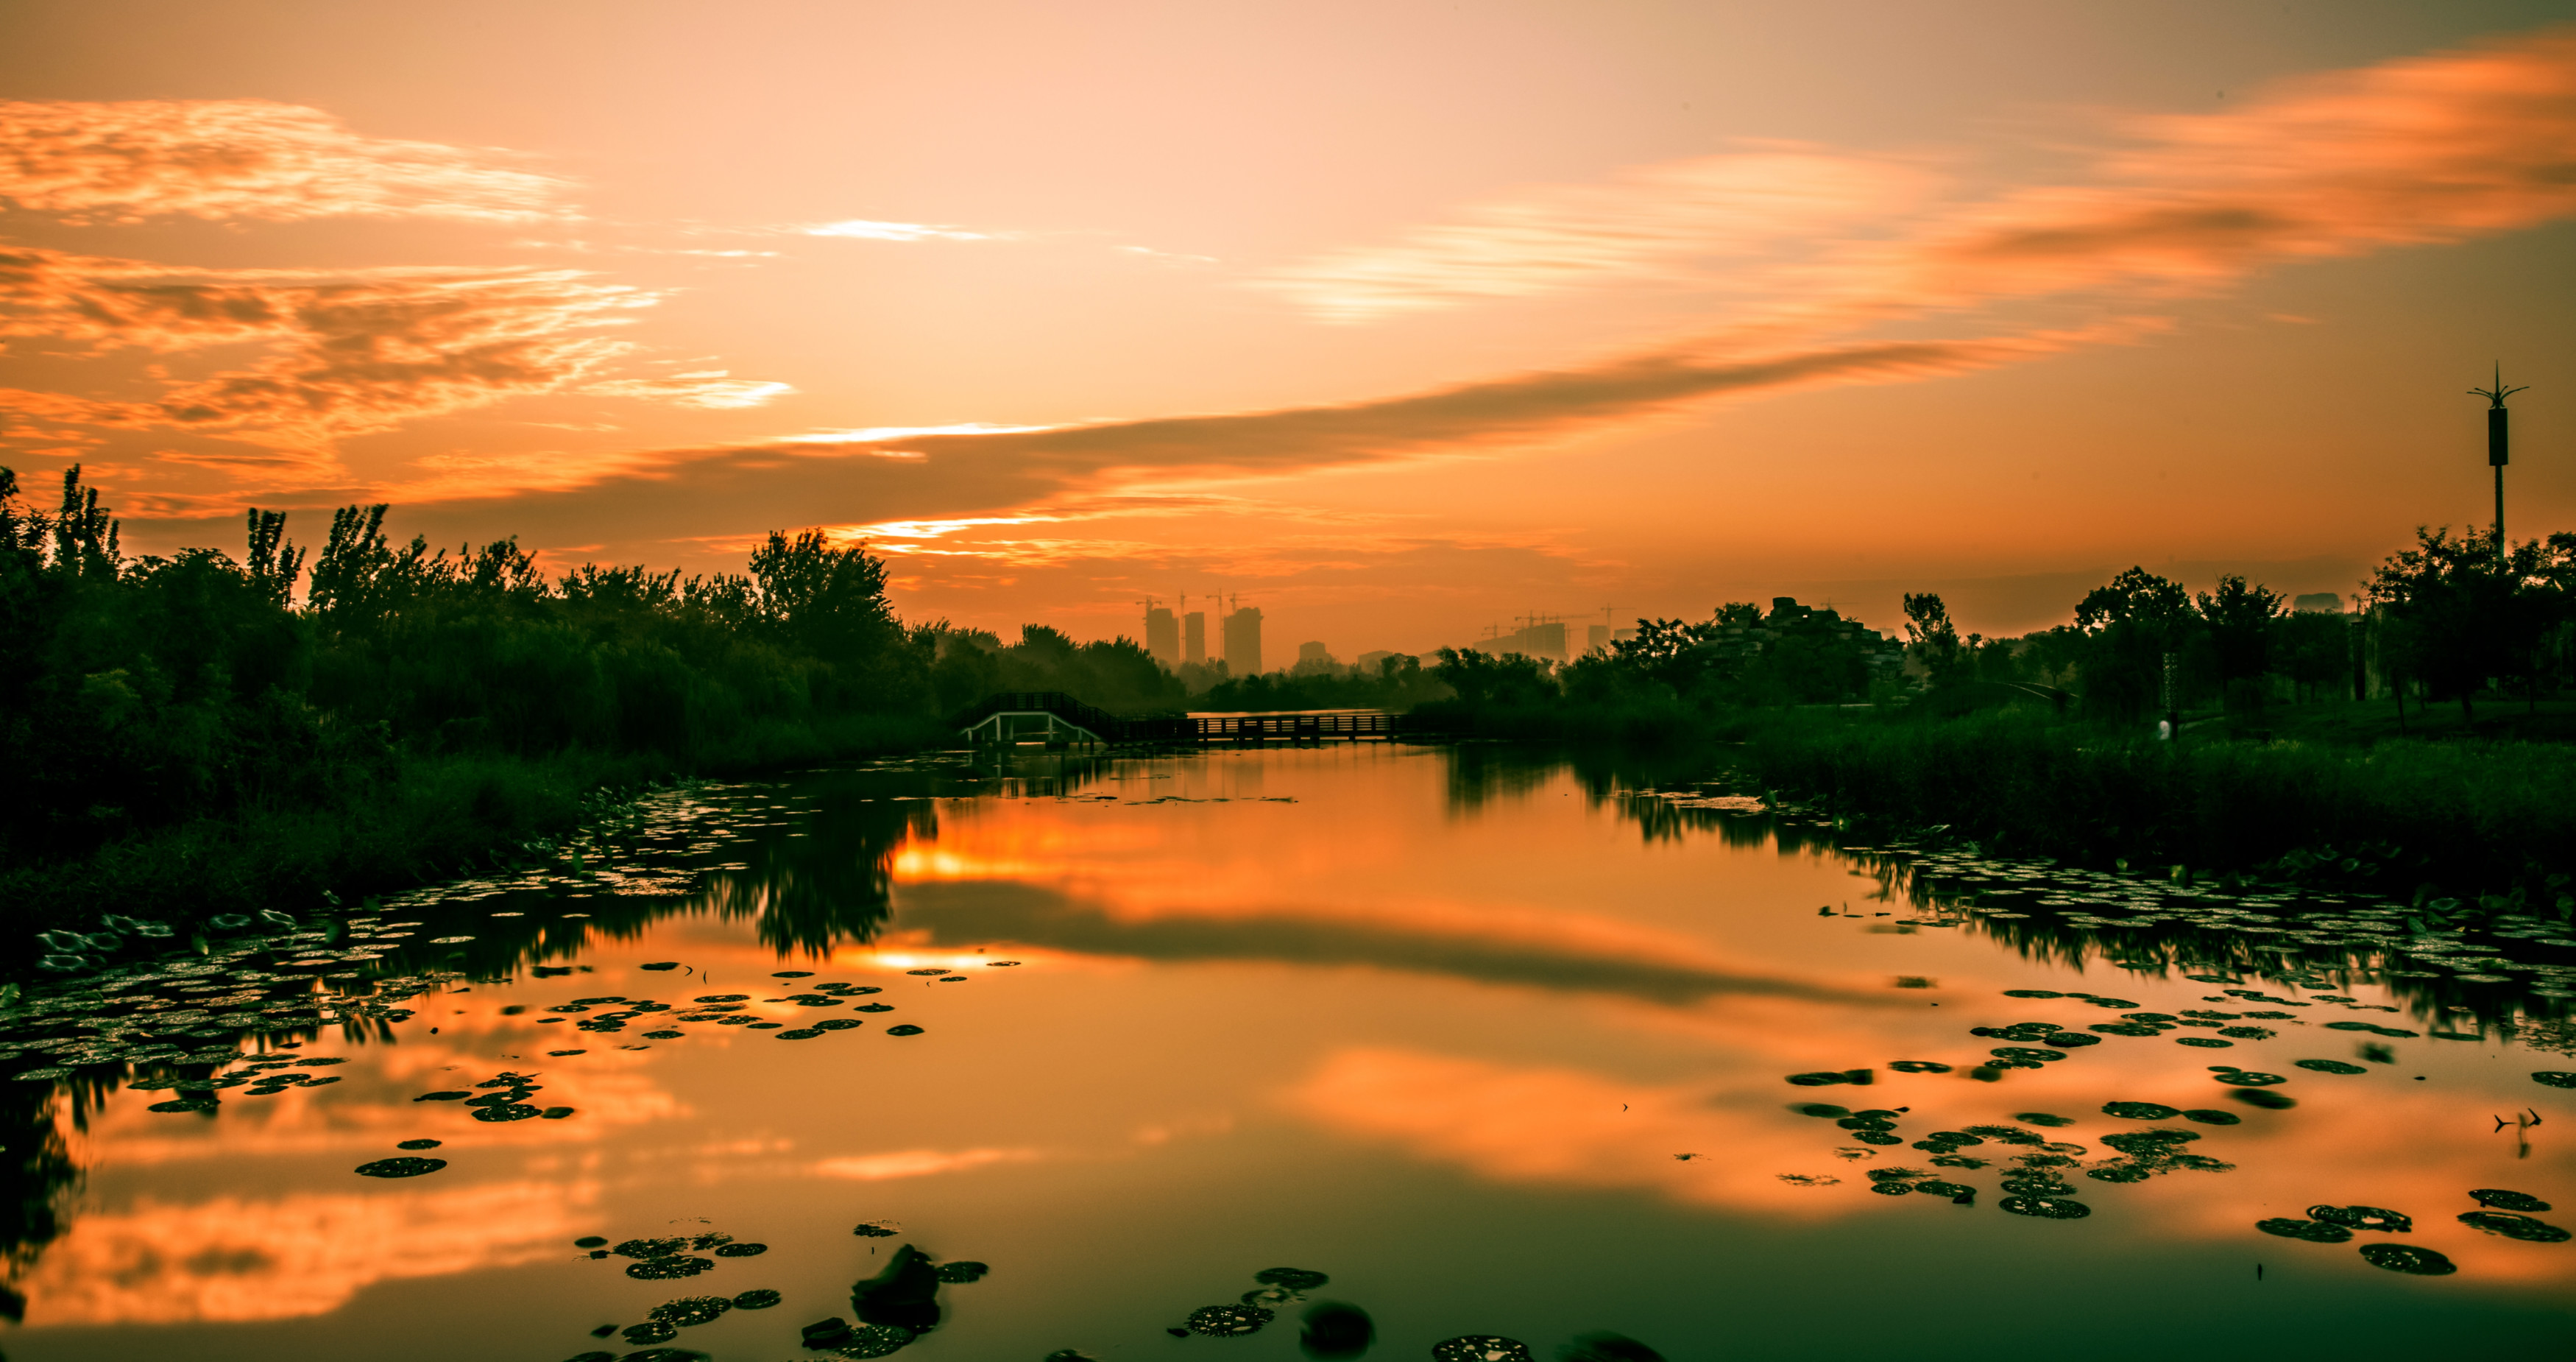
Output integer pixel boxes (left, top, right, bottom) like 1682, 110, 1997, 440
803, 218, 991, 242
587, 370, 796, 409
1256, 147, 1937, 322
0, 248, 793, 473
1275, 25, 2576, 334
1869, 26, 2576, 314
0, 99, 573, 224
0, 247, 655, 467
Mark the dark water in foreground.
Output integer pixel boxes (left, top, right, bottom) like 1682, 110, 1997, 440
5, 744, 2573, 1361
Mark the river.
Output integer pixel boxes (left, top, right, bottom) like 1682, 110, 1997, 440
4, 741, 2572, 1361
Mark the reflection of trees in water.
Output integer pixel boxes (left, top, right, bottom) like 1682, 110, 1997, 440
0, 1084, 76, 1320
1443, 741, 1741, 819
704, 782, 934, 957
1588, 757, 2569, 1031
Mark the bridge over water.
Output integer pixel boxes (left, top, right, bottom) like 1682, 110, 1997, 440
955, 691, 1404, 747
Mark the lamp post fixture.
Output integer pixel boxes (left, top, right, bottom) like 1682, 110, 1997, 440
2469, 364, 2528, 551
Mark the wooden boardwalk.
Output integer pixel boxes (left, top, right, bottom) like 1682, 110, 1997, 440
955, 691, 1400, 747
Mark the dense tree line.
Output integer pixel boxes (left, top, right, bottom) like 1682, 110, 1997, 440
1420, 525, 2576, 728
0, 467, 1170, 876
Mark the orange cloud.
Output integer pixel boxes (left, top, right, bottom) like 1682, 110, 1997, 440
1256, 146, 1939, 322
0, 247, 793, 473
389, 320, 2138, 518
0, 99, 573, 224
1878, 27, 2576, 312
1269, 26, 2576, 333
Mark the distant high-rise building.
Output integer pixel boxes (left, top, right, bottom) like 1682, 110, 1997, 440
1183, 611, 1206, 664
1144, 602, 1180, 668
1292, 641, 1338, 677
1488, 620, 1566, 660
2293, 592, 2343, 614
1587, 624, 1611, 653
1222, 604, 1263, 676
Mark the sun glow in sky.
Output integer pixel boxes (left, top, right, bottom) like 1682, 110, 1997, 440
3, 1, 2572, 652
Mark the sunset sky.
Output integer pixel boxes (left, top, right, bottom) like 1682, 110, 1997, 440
4, 0, 2573, 655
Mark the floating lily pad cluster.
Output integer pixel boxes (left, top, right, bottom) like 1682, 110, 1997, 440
414, 1069, 570, 1123
1172, 1266, 1325, 1338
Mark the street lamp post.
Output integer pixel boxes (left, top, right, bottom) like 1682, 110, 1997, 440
2469, 364, 2528, 551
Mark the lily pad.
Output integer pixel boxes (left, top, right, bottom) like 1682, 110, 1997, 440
1786, 1072, 1853, 1087
733, 1289, 782, 1309
2180, 1109, 2242, 1125
1431, 1338, 1534, 1362
2212, 1071, 2287, 1087
2081, 998, 2142, 1009
2457, 1212, 2569, 1243
2310, 1205, 2411, 1232
2469, 1189, 2552, 1212
1253, 1268, 1329, 1291
2357, 1243, 2455, 1276
2016, 1113, 2075, 1128
2257, 1218, 2353, 1243
396, 1139, 443, 1150
776, 1029, 824, 1040
648, 1296, 732, 1327
2229, 1088, 2297, 1109
615, 1238, 690, 1259
471, 1104, 542, 1122
1888, 1061, 1951, 1073
2002, 989, 2064, 998
2041, 1033, 2102, 1048
2103, 1102, 2181, 1120
1989, 1047, 2067, 1063
1999, 1196, 2091, 1219
2175, 1037, 2234, 1048
626, 1257, 715, 1280
816, 1019, 866, 1031
414, 1090, 470, 1101
885, 1025, 924, 1037
2532, 1072, 2576, 1089
935, 1260, 989, 1283
712, 1243, 768, 1257
829, 1324, 918, 1358
2293, 1059, 2368, 1075
1186, 1305, 1273, 1336
355, 1157, 447, 1178
1794, 1104, 1850, 1118
147, 1098, 217, 1113
621, 1322, 678, 1345
2216, 1027, 2275, 1040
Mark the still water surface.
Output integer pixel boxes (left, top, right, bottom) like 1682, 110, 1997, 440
11, 744, 2575, 1360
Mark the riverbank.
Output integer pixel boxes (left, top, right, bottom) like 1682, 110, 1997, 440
3, 713, 942, 950
1421, 696, 2576, 914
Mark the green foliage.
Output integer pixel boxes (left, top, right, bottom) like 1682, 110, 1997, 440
1903, 592, 1965, 687
1193, 652, 1449, 712
921, 624, 1183, 717
1739, 709, 2576, 900
0, 467, 947, 931
2366, 527, 2576, 721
